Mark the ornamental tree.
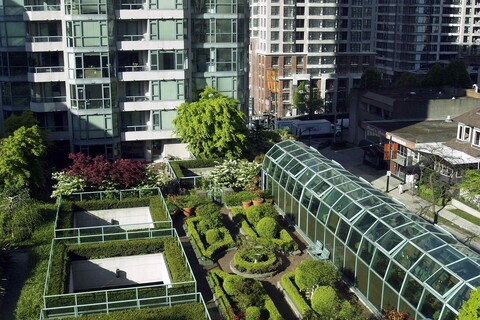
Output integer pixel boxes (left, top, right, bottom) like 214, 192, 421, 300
311, 286, 339, 319
0, 125, 47, 192
173, 87, 248, 159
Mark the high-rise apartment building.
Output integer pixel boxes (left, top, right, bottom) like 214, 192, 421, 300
376, 0, 480, 81
0, 0, 248, 161
249, 0, 376, 118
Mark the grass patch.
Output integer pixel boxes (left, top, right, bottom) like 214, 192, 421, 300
449, 208, 480, 226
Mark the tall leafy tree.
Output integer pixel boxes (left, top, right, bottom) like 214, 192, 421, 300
173, 87, 248, 159
3, 110, 38, 137
0, 125, 46, 192
421, 64, 446, 87
358, 68, 383, 89
293, 81, 324, 115
444, 60, 472, 88
393, 72, 419, 88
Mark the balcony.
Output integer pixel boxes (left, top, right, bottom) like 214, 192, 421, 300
25, 36, 63, 52
28, 66, 65, 82
30, 96, 68, 113
121, 126, 175, 141
120, 98, 181, 112
24, 4, 61, 21
116, 7, 184, 20
117, 67, 185, 82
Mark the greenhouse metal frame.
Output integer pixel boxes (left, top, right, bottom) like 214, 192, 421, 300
262, 140, 479, 320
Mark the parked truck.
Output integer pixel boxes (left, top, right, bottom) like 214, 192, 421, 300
292, 119, 341, 137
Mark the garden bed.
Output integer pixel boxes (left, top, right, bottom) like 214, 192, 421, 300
207, 269, 282, 320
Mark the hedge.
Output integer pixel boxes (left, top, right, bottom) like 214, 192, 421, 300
223, 191, 255, 207
233, 247, 278, 274
185, 217, 234, 260
264, 296, 283, 320
281, 272, 312, 316
59, 302, 208, 320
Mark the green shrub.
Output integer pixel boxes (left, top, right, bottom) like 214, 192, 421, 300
231, 278, 265, 310
295, 259, 339, 291
223, 191, 255, 207
71, 197, 151, 211
176, 194, 211, 208
233, 247, 278, 274
263, 296, 283, 320
256, 217, 280, 239
245, 306, 261, 320
196, 203, 222, 235
245, 204, 278, 226
185, 218, 233, 260
281, 272, 312, 316
149, 196, 169, 223
241, 218, 259, 239
278, 229, 299, 252
311, 286, 339, 318
205, 229, 221, 245
223, 274, 245, 296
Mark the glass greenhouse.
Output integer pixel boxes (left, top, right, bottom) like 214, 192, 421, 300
262, 140, 479, 320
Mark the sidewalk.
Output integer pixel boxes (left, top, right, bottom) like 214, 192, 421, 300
316, 142, 480, 252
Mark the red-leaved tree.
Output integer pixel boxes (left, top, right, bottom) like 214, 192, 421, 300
382, 308, 412, 320
65, 153, 145, 190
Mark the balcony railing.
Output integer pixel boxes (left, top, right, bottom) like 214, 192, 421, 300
29, 66, 64, 73
27, 35, 62, 43
117, 2, 145, 10
31, 96, 66, 103
125, 95, 150, 102
117, 35, 145, 41
24, 4, 61, 11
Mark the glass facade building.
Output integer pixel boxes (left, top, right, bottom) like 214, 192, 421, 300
262, 140, 479, 320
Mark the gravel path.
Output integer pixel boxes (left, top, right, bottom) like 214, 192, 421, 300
0, 249, 29, 320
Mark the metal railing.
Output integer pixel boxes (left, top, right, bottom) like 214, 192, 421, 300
24, 4, 61, 11
28, 66, 64, 73
27, 35, 62, 43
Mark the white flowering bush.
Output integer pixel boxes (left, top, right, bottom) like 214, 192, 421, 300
51, 171, 85, 199
141, 163, 173, 188
204, 159, 262, 191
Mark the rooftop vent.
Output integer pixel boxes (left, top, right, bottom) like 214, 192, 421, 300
445, 115, 453, 122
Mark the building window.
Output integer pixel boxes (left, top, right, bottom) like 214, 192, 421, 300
271, 19, 280, 28
272, 57, 279, 66
457, 124, 472, 142
271, 31, 279, 40
473, 129, 480, 147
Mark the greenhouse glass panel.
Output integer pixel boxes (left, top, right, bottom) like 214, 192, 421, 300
429, 246, 464, 266
378, 231, 404, 253
337, 181, 362, 193
447, 284, 475, 310
307, 211, 316, 240
426, 268, 460, 296
301, 189, 312, 208
263, 157, 271, 172
306, 175, 324, 189
336, 218, 350, 243
469, 276, 480, 287
448, 259, 479, 281
326, 174, 350, 186
372, 249, 390, 277
344, 248, 356, 283
325, 229, 335, 251
453, 244, 480, 261
347, 229, 362, 253
331, 195, 351, 214
419, 291, 443, 320
318, 168, 339, 179
368, 271, 383, 310
268, 147, 284, 159
440, 307, 457, 320
298, 168, 315, 184
395, 223, 426, 239
292, 181, 303, 200
435, 233, 457, 245
315, 218, 325, 244
386, 262, 406, 291
333, 239, 345, 269
308, 196, 320, 214
266, 162, 276, 175
317, 203, 330, 223
277, 154, 293, 167
321, 188, 343, 206
266, 144, 280, 157
382, 213, 409, 228
394, 243, 422, 270
357, 196, 381, 209
398, 298, 416, 320
310, 162, 330, 173
327, 211, 340, 233
278, 186, 286, 209
382, 284, 399, 310
290, 198, 299, 224
289, 162, 306, 177
273, 166, 282, 180
357, 259, 369, 296
411, 255, 441, 282
347, 187, 372, 199
355, 213, 377, 233
402, 275, 424, 308
413, 234, 445, 252
339, 201, 362, 220
366, 221, 390, 242
285, 175, 295, 193
369, 204, 397, 218
359, 239, 375, 265
279, 170, 289, 186
281, 143, 299, 152
284, 188, 292, 215
299, 205, 308, 231
311, 180, 331, 196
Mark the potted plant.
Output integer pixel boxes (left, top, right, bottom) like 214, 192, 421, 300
252, 190, 265, 206
177, 193, 210, 217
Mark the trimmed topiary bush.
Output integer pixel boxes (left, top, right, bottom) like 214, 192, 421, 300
256, 217, 280, 239
245, 306, 261, 320
223, 274, 245, 296
245, 204, 278, 226
196, 203, 222, 235
205, 229, 221, 245
233, 247, 279, 274
295, 259, 339, 291
311, 286, 339, 319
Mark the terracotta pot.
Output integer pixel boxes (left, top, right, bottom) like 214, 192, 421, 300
183, 207, 194, 217
252, 198, 264, 206
242, 200, 252, 210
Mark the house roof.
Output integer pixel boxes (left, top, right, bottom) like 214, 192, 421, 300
453, 108, 480, 127
366, 120, 458, 143
416, 142, 480, 165
444, 138, 480, 159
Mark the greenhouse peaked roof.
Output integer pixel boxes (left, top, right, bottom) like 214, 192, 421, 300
264, 140, 479, 307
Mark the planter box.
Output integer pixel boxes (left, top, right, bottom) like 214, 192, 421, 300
277, 281, 304, 319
